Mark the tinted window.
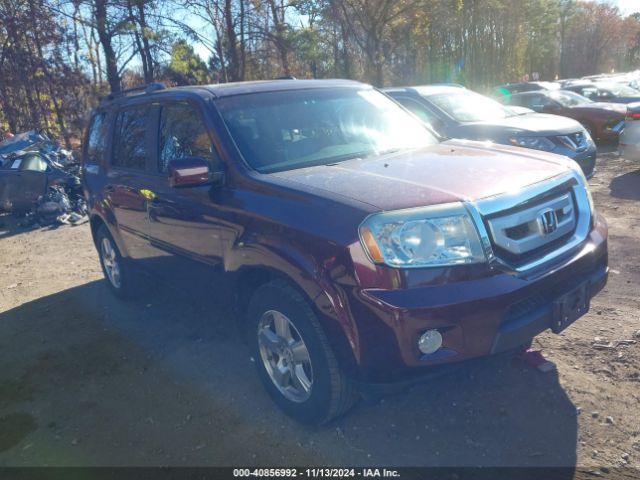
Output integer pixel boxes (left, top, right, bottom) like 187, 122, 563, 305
548, 90, 592, 106
217, 88, 436, 173
86, 112, 109, 164
158, 103, 218, 172
514, 94, 542, 109
113, 107, 148, 170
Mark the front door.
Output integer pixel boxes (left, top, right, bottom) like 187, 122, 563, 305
143, 101, 230, 281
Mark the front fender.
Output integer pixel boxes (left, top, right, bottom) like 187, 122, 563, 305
224, 236, 362, 375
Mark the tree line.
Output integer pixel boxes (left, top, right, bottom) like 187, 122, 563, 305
2, 0, 640, 144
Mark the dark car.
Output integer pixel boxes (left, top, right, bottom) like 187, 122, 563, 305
500, 90, 626, 141
82, 80, 608, 424
384, 85, 597, 177
0, 151, 74, 213
563, 82, 640, 104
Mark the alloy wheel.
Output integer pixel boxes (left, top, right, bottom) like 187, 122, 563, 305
257, 309, 313, 402
100, 237, 121, 289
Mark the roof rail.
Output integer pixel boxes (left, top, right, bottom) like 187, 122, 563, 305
275, 75, 297, 80
101, 82, 166, 103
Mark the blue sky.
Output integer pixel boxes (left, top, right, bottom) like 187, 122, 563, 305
602, 0, 640, 14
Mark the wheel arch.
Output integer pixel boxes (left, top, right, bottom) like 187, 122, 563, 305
89, 212, 129, 258
229, 256, 360, 378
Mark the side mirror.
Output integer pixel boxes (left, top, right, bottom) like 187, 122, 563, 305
168, 157, 212, 188
542, 104, 558, 113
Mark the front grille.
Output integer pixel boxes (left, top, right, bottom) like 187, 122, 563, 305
485, 189, 578, 266
555, 131, 589, 152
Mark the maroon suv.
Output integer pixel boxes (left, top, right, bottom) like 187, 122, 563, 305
82, 80, 608, 424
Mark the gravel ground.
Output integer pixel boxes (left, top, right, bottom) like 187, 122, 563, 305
0, 148, 638, 473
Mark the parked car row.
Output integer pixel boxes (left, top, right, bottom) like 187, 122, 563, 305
491, 72, 640, 161
82, 79, 608, 424
384, 85, 597, 177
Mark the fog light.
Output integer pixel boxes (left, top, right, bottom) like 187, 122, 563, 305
418, 329, 443, 354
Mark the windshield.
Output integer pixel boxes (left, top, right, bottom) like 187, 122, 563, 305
548, 90, 592, 106
597, 83, 639, 96
426, 91, 513, 122
216, 88, 437, 173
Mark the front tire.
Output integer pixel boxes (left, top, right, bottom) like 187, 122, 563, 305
247, 279, 358, 424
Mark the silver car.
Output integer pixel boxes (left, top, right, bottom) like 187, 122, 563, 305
620, 103, 640, 161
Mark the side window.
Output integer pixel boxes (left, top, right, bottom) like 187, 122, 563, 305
158, 102, 219, 173
520, 94, 540, 109
113, 106, 148, 170
540, 95, 556, 107
396, 97, 437, 124
86, 112, 108, 164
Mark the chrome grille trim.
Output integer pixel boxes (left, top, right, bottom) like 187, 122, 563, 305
464, 171, 593, 274
486, 192, 575, 255
556, 131, 588, 152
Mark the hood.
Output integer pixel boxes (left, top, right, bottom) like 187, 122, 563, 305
460, 112, 581, 136
571, 102, 626, 115
268, 141, 573, 212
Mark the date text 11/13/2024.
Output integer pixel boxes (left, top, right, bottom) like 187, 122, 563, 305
233, 468, 400, 478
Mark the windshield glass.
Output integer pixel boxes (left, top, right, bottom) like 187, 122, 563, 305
597, 83, 639, 96
426, 91, 513, 122
548, 90, 592, 106
216, 88, 437, 173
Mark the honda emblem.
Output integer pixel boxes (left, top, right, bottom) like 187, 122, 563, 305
538, 208, 558, 235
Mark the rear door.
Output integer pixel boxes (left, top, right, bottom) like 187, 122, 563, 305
105, 103, 157, 260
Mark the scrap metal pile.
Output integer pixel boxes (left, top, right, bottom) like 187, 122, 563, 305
0, 131, 88, 227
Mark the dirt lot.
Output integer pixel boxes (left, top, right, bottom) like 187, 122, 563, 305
0, 148, 639, 472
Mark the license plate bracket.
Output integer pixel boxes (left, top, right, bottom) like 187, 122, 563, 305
552, 282, 590, 333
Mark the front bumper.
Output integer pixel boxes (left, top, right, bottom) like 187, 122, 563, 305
349, 214, 608, 382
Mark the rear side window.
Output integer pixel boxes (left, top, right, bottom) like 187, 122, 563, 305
158, 102, 218, 173
86, 112, 108, 164
112, 106, 148, 170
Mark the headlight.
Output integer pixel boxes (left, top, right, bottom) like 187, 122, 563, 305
509, 136, 556, 151
359, 203, 486, 268
569, 162, 595, 215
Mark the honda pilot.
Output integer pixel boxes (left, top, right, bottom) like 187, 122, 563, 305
82, 80, 608, 424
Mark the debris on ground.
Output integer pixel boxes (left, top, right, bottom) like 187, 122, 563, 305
17, 184, 88, 228
517, 348, 557, 372
0, 130, 87, 228
592, 339, 637, 350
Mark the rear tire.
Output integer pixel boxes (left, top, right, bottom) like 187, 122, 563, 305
247, 279, 358, 424
95, 225, 144, 300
